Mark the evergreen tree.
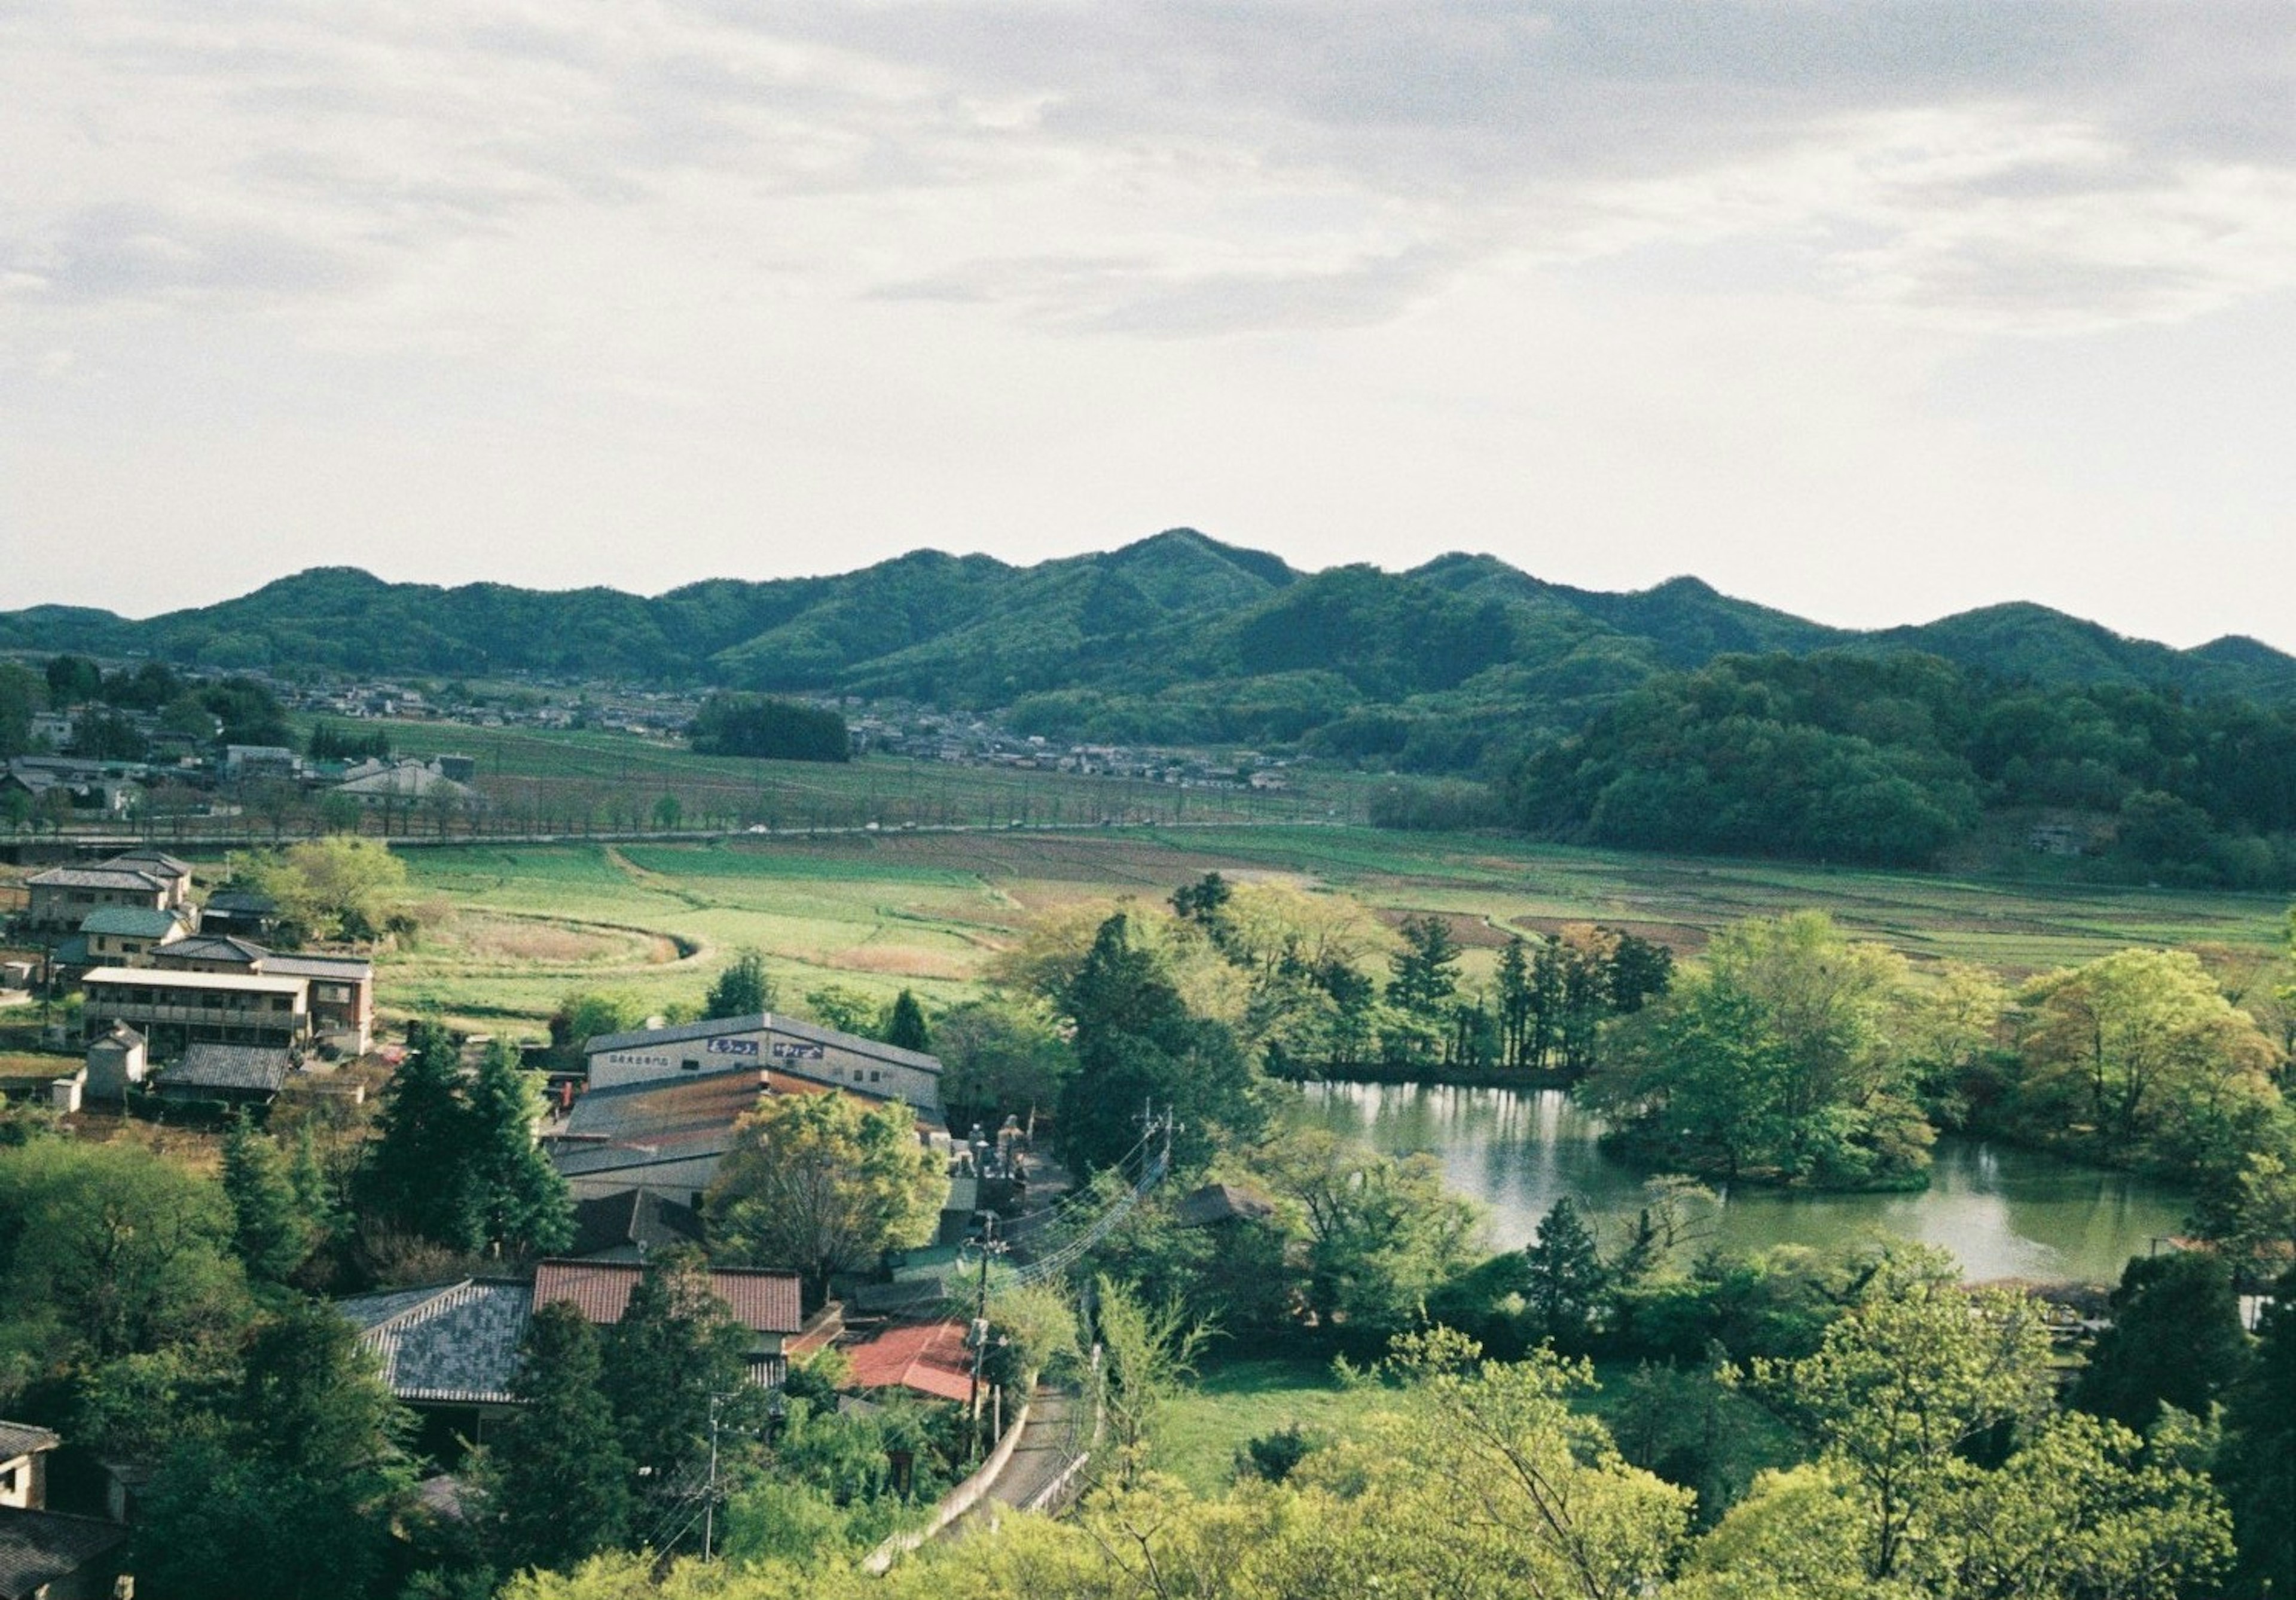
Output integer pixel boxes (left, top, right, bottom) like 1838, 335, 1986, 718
1387, 915, 1461, 1023
1496, 936, 1532, 1070
883, 988, 932, 1053
1521, 1196, 1610, 1351
1055, 914, 1263, 1174
138, 1300, 413, 1600
2072, 1250, 2251, 1433
487, 1302, 633, 1572
704, 948, 774, 1019
221, 1114, 315, 1288
360, 1021, 481, 1252
2218, 1270, 2296, 1599
600, 1247, 753, 1488
462, 1041, 574, 1258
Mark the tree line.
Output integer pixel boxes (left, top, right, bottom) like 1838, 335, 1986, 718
1503, 648, 2296, 884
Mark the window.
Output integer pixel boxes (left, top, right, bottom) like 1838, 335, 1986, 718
870, 1070, 883, 1083
1, 1465, 19, 1495
681, 1058, 701, 1073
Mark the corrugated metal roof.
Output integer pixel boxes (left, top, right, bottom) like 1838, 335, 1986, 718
842, 1319, 973, 1403
565, 1067, 763, 1141
535, 1259, 803, 1335
83, 966, 304, 995
584, 1012, 941, 1076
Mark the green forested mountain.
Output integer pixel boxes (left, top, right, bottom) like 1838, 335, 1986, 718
5, 529, 2292, 774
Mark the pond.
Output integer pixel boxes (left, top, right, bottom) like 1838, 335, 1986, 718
1302, 1082, 2193, 1285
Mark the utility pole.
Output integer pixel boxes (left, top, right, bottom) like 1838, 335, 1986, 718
966, 1214, 1007, 1461
702, 1393, 726, 1561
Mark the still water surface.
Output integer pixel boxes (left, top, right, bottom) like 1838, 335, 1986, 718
1303, 1082, 2190, 1284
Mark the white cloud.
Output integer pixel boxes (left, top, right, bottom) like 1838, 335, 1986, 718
0, 1, 2291, 648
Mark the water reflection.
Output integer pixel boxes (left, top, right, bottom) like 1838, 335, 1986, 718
1303, 1083, 2190, 1283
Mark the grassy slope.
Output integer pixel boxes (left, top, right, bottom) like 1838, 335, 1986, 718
385, 825, 2289, 1035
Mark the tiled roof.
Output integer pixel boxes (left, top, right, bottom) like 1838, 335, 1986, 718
77, 907, 181, 938
842, 1319, 973, 1403
26, 868, 165, 891
101, 850, 192, 878
152, 935, 267, 966
0, 1508, 127, 1600
90, 1022, 144, 1050
569, 1189, 705, 1258
535, 1260, 803, 1336
203, 889, 277, 914
340, 1280, 533, 1404
0, 1423, 58, 1462
164, 1044, 292, 1094
1175, 1183, 1278, 1228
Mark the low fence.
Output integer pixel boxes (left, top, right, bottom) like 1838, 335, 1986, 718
861, 1397, 1033, 1576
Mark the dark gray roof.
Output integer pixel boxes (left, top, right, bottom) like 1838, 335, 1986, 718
89, 1022, 144, 1051
0, 1423, 58, 1462
101, 850, 192, 878
570, 1189, 706, 1257
152, 935, 267, 966
584, 1011, 941, 1074
337, 1283, 459, 1332
163, 1044, 292, 1094
204, 889, 277, 914
340, 1280, 533, 1404
0, 1509, 127, 1600
261, 952, 374, 981
26, 868, 165, 891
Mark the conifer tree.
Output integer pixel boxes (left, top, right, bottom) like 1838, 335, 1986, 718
221, 1114, 315, 1288
599, 1247, 752, 1488
360, 1021, 481, 1251
487, 1302, 632, 1572
883, 988, 932, 1053
462, 1041, 573, 1258
703, 948, 774, 1019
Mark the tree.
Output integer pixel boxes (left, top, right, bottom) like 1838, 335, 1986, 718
1754, 1250, 2056, 1583
1521, 1196, 1610, 1351
599, 1247, 753, 1486
706, 1091, 948, 1303
1254, 1128, 1482, 1344
2071, 1250, 2251, 1433
486, 1302, 633, 1574
1585, 913, 1935, 1187
932, 998, 1073, 1128
1055, 913, 1266, 1174
358, 1022, 481, 1254
2216, 1270, 2296, 1599
704, 948, 775, 1019
239, 836, 411, 943
1386, 914, 1461, 1042
221, 1116, 316, 1290
689, 694, 850, 762
549, 990, 648, 1067
137, 1300, 414, 1600
0, 1138, 248, 1366
883, 989, 932, 1054
1094, 1275, 1212, 1475
461, 1041, 575, 1259
2012, 948, 2282, 1171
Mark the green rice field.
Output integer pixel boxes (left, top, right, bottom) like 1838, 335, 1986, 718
381, 823, 2292, 1034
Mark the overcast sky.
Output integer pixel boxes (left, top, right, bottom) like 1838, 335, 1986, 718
4, 2, 2293, 650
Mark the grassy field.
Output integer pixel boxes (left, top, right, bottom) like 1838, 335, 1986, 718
382, 825, 2292, 1034
1151, 1351, 1800, 1500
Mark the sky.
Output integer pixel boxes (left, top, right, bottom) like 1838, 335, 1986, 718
3, 1, 2294, 651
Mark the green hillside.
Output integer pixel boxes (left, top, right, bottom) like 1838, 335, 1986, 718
7, 529, 2292, 777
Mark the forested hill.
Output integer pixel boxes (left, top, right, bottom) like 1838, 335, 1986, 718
5, 529, 2292, 767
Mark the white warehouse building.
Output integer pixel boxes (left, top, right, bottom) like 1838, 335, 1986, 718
582, 1012, 945, 1115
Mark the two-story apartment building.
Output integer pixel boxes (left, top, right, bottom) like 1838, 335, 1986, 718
80, 967, 310, 1054
148, 937, 374, 1053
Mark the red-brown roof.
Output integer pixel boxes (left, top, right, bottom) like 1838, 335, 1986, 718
842, 1318, 973, 1404
533, 1259, 804, 1336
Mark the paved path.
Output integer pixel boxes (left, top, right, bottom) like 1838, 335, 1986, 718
984, 1388, 1080, 1510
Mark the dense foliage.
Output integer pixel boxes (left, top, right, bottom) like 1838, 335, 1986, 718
1506, 648, 2296, 883
689, 694, 851, 763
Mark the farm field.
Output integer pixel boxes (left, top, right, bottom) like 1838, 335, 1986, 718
339, 720, 1363, 834
383, 824, 2292, 1034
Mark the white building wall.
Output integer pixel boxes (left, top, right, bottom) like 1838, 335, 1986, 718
587, 1019, 941, 1112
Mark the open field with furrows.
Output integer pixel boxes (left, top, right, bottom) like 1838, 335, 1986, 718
332, 719, 1364, 833
382, 826, 2292, 1034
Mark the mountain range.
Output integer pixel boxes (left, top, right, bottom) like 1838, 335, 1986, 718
7, 530, 2291, 770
